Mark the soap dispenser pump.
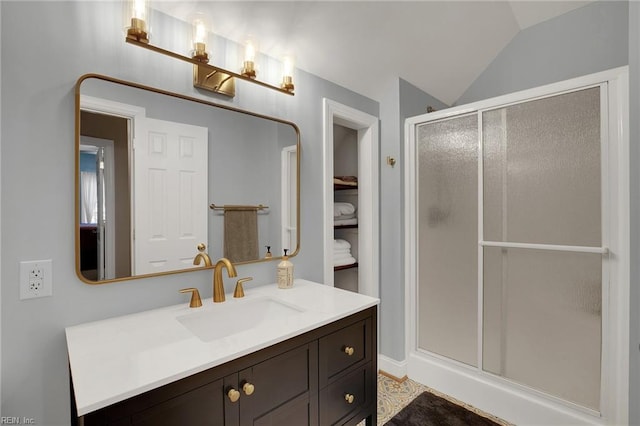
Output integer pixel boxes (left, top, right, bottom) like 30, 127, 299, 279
277, 249, 294, 289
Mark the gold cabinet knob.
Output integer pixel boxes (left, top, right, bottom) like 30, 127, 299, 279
344, 393, 355, 404
227, 388, 240, 403
242, 382, 255, 396
343, 346, 355, 356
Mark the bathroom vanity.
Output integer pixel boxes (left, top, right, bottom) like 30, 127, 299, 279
66, 280, 378, 425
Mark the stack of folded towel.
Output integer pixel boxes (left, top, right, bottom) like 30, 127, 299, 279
334, 175, 358, 187
334, 202, 357, 226
334, 239, 357, 267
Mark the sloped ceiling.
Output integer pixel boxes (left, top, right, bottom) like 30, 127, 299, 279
153, 1, 593, 105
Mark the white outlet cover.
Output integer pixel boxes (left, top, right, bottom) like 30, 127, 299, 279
20, 259, 53, 300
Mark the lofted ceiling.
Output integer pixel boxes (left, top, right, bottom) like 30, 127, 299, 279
153, 1, 593, 105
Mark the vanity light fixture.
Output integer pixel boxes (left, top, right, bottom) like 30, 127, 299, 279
123, 7, 294, 97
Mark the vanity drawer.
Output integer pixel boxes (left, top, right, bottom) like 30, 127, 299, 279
319, 318, 370, 385
319, 364, 371, 426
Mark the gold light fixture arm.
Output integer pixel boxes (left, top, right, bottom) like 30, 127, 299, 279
125, 38, 294, 97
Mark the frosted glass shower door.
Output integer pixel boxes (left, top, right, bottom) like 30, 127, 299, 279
482, 87, 603, 410
416, 114, 478, 366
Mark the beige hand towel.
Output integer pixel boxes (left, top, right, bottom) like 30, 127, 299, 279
224, 209, 259, 262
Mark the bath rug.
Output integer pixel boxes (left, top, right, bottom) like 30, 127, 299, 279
384, 391, 500, 426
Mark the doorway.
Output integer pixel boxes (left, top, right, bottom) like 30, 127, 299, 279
79, 136, 116, 280
322, 99, 379, 298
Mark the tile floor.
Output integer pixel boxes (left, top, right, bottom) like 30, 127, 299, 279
371, 373, 511, 425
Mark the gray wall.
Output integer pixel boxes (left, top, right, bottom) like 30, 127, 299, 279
0, 2, 377, 424
456, 1, 629, 105
629, 2, 639, 424
378, 78, 447, 360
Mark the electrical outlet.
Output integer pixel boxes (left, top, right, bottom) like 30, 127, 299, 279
20, 259, 52, 300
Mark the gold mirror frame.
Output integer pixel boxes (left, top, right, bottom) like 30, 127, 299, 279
75, 73, 301, 285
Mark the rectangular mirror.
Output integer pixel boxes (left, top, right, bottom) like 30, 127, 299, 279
75, 74, 300, 284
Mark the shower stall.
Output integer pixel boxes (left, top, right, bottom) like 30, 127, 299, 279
404, 68, 629, 425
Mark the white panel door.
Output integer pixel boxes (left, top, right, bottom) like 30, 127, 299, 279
133, 117, 208, 275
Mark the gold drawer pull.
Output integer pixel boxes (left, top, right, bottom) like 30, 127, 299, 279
227, 388, 240, 403
343, 346, 355, 356
242, 382, 255, 396
344, 393, 355, 404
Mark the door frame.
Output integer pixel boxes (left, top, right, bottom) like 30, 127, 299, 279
79, 95, 146, 274
322, 99, 379, 298
404, 66, 629, 425
80, 137, 116, 280
281, 145, 298, 254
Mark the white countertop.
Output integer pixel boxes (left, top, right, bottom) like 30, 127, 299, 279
66, 279, 379, 416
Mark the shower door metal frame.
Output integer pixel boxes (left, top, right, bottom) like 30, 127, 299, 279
404, 66, 629, 425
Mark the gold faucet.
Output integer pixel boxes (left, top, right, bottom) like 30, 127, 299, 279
213, 258, 237, 303
193, 243, 212, 267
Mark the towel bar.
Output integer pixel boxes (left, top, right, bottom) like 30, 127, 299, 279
209, 203, 269, 211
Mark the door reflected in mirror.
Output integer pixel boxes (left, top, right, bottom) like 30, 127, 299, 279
76, 75, 300, 284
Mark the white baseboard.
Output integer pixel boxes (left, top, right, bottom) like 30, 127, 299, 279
378, 354, 407, 379
407, 352, 605, 426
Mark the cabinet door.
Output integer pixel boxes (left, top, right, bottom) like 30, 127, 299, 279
131, 379, 225, 426
239, 343, 318, 426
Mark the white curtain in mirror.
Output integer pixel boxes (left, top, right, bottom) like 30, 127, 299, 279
80, 171, 98, 224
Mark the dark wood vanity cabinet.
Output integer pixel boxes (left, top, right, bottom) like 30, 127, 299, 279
72, 306, 377, 426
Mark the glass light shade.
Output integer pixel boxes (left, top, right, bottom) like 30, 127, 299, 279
244, 39, 257, 62
191, 14, 210, 63
125, 0, 150, 42
241, 38, 258, 79
282, 55, 295, 78
281, 55, 295, 92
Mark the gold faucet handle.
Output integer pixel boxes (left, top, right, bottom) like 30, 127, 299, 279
179, 287, 203, 308
233, 277, 253, 298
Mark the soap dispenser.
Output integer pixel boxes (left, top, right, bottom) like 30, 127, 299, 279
277, 249, 294, 289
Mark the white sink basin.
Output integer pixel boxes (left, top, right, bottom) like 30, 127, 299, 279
176, 297, 305, 342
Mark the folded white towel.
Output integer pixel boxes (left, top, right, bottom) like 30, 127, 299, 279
334, 202, 355, 217
333, 249, 351, 256
334, 218, 358, 226
334, 255, 357, 267
334, 239, 351, 250
333, 253, 353, 263
333, 212, 357, 220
